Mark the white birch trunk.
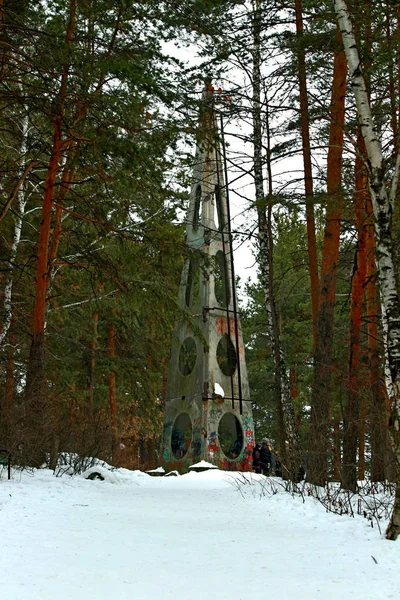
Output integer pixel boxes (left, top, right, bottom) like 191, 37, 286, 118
0, 113, 29, 346
334, 0, 400, 539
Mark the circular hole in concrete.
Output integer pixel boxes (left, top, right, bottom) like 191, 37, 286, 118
179, 337, 197, 376
214, 251, 230, 308
185, 257, 200, 307
214, 184, 225, 231
171, 413, 192, 458
216, 334, 237, 376
193, 184, 202, 231
218, 413, 243, 460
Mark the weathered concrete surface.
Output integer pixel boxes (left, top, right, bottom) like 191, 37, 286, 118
161, 87, 255, 473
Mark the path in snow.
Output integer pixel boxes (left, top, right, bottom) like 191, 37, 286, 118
1, 468, 399, 600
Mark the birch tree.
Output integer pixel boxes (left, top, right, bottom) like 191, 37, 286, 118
334, 0, 400, 540
0, 112, 29, 346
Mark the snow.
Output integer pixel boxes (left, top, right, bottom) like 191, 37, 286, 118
189, 460, 219, 469
1, 466, 400, 600
80, 465, 121, 483
214, 382, 225, 397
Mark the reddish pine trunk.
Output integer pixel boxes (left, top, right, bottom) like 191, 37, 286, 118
31, 0, 76, 341
308, 35, 347, 485
349, 132, 388, 482
33, 121, 64, 339
23, 0, 77, 466
294, 0, 319, 341
23, 123, 64, 465
342, 132, 368, 491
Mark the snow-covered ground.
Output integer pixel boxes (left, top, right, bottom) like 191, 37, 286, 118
1, 465, 399, 600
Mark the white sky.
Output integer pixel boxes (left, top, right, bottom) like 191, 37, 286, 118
161, 41, 260, 297
163, 34, 307, 302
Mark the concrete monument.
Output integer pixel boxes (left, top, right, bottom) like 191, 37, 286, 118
160, 86, 255, 472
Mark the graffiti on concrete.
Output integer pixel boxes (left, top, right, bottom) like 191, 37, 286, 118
241, 414, 255, 469
209, 407, 223, 422
242, 415, 253, 430
191, 416, 202, 456
191, 439, 202, 456
162, 422, 173, 461
208, 430, 220, 458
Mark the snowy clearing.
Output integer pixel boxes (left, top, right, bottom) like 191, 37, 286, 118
1, 466, 399, 600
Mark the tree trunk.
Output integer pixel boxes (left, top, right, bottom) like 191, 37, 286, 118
49, 434, 60, 471
23, 331, 47, 466
342, 137, 367, 491
398, 2, 400, 225
47, 158, 75, 288
308, 32, 347, 485
23, 0, 77, 466
252, 0, 302, 480
88, 311, 99, 416
23, 122, 64, 465
294, 0, 319, 343
290, 367, 302, 429
364, 192, 387, 482
333, 414, 341, 481
335, 0, 400, 539
2, 320, 15, 449
360, 4, 390, 484
385, 8, 397, 143
358, 392, 366, 481
108, 315, 118, 462
0, 112, 29, 346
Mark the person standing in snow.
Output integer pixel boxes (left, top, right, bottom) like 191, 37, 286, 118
252, 443, 262, 473
260, 439, 272, 475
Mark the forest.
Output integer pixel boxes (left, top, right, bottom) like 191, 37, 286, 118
1, 1, 400, 539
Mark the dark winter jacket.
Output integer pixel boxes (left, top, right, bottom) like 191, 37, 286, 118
260, 444, 271, 469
